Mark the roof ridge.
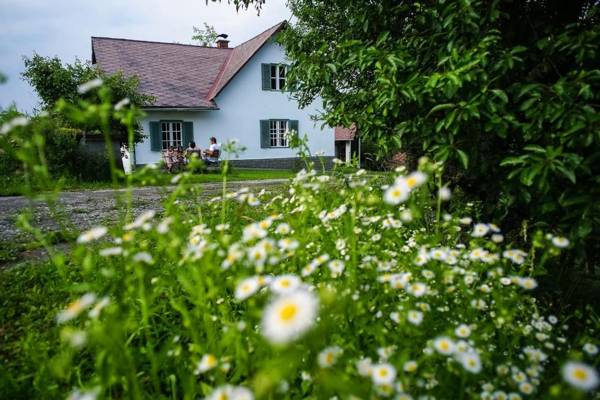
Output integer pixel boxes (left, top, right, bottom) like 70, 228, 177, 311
91, 36, 233, 50
206, 48, 236, 100
232, 20, 287, 49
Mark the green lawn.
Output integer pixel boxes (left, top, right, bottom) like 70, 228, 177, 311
0, 168, 296, 196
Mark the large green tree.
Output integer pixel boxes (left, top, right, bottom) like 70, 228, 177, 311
273, 0, 600, 273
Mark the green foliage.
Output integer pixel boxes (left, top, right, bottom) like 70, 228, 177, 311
278, 0, 600, 269
192, 22, 219, 46
22, 54, 153, 143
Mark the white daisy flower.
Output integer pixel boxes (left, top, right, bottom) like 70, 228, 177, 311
551, 236, 570, 248
77, 78, 103, 94
438, 186, 451, 201
77, 226, 108, 244
459, 216, 473, 225
124, 210, 156, 230
562, 361, 599, 391
195, 354, 218, 374
404, 171, 427, 189
472, 223, 490, 237
407, 282, 428, 297
328, 260, 345, 277
317, 346, 342, 368
235, 277, 260, 301
518, 382, 534, 395
384, 180, 410, 205
56, 293, 97, 324
516, 277, 538, 290
261, 289, 318, 344
407, 310, 424, 326
205, 385, 254, 400
99, 246, 122, 257
67, 388, 100, 400
88, 296, 110, 319
403, 360, 418, 373
459, 351, 482, 373
491, 234, 504, 243
278, 238, 299, 252
455, 324, 472, 338
433, 336, 455, 355
133, 252, 153, 264
356, 357, 373, 376
270, 275, 302, 295
247, 245, 267, 266
583, 343, 599, 356
371, 363, 397, 386
242, 223, 267, 242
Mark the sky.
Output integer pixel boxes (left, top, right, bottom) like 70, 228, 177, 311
0, 0, 290, 112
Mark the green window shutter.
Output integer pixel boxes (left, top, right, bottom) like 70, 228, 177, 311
260, 120, 270, 148
261, 64, 271, 90
149, 121, 161, 152
182, 121, 194, 147
289, 119, 299, 134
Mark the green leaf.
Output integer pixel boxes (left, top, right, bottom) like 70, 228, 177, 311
456, 149, 469, 169
523, 145, 546, 154
520, 98, 538, 112
500, 156, 524, 166
428, 103, 456, 116
556, 165, 576, 184
491, 89, 508, 104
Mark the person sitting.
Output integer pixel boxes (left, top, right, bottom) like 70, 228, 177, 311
202, 137, 220, 165
163, 146, 176, 172
185, 141, 202, 161
176, 146, 185, 166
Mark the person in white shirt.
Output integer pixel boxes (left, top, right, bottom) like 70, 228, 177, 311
202, 137, 220, 163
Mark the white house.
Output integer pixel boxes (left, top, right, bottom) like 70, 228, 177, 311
91, 21, 336, 168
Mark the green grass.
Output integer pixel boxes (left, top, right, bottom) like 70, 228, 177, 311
0, 168, 295, 196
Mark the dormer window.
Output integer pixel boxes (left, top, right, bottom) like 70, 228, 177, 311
262, 63, 288, 91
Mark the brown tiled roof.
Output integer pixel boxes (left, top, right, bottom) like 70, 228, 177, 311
91, 21, 286, 109
335, 124, 357, 141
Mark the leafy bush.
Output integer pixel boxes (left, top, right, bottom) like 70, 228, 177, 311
279, 0, 600, 272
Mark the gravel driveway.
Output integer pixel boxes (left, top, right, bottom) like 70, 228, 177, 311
0, 179, 288, 243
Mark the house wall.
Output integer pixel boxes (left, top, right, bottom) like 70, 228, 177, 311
135, 39, 334, 167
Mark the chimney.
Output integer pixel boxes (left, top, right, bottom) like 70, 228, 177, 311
216, 33, 229, 49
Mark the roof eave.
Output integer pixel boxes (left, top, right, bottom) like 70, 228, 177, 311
141, 105, 219, 112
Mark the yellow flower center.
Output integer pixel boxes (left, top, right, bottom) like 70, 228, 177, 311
279, 303, 298, 322
574, 368, 588, 381
67, 300, 83, 313
440, 341, 449, 351
378, 369, 388, 377
206, 355, 217, 366
407, 177, 417, 188
280, 279, 290, 288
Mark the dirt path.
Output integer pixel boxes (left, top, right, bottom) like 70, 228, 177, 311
0, 179, 288, 243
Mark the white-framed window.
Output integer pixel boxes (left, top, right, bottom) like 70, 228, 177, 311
270, 64, 286, 90
269, 120, 289, 147
161, 121, 182, 150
